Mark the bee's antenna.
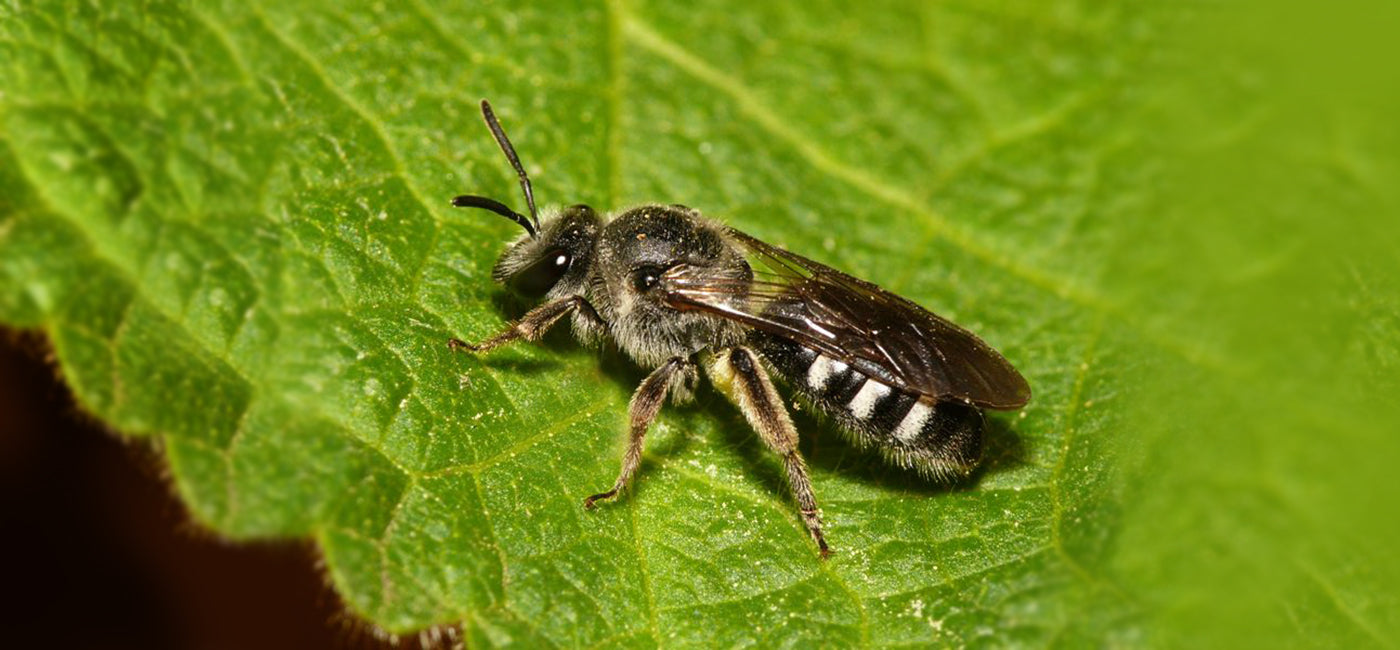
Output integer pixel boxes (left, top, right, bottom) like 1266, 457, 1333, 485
451, 194, 537, 239
452, 100, 542, 239
479, 99, 539, 235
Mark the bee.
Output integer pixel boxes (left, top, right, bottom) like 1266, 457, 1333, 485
450, 100, 1031, 557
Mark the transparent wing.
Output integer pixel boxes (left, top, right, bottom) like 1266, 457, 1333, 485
662, 229, 1031, 409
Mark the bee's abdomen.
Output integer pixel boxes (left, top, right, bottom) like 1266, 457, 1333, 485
753, 334, 983, 478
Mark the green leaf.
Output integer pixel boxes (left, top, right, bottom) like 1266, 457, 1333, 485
3, 0, 1397, 647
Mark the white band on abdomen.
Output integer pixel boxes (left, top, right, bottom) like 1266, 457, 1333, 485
894, 400, 933, 444
848, 379, 891, 420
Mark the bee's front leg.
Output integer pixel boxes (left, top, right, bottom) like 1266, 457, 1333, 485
449, 295, 602, 353
584, 356, 692, 509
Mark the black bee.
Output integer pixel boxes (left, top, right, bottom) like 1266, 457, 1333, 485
451, 100, 1031, 557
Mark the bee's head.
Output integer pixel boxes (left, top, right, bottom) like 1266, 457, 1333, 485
489, 204, 600, 299
453, 99, 601, 299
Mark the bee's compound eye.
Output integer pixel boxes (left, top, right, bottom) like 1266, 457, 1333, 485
631, 265, 665, 293
510, 248, 572, 297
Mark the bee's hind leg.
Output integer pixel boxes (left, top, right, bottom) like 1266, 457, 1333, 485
712, 346, 831, 558
449, 295, 602, 353
584, 356, 691, 508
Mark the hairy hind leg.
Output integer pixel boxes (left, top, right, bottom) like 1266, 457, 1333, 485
711, 346, 830, 558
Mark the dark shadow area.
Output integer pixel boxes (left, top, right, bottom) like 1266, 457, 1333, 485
967, 414, 1031, 482
0, 330, 443, 650
591, 336, 649, 395
466, 351, 566, 377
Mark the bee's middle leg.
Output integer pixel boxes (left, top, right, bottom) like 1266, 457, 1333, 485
584, 356, 691, 509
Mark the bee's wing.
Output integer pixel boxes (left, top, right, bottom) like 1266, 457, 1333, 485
663, 229, 1031, 409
